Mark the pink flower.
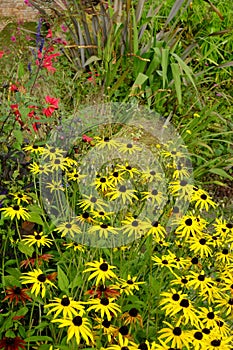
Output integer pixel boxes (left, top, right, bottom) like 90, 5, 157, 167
61, 24, 68, 32
82, 134, 93, 143
10, 36, 16, 42
42, 96, 59, 117
0, 51, 4, 58
24, 0, 32, 5
46, 29, 53, 38
10, 84, 18, 92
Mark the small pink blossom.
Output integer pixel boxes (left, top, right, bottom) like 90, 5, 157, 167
24, 0, 32, 5
0, 51, 4, 58
10, 36, 16, 42
61, 24, 68, 32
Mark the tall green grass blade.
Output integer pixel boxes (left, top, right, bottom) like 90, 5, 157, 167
172, 52, 197, 92
171, 62, 182, 104
161, 48, 169, 89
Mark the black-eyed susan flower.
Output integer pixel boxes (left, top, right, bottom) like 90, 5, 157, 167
141, 188, 165, 206
20, 268, 57, 298
22, 231, 53, 248
169, 297, 199, 327
52, 314, 94, 345
63, 242, 86, 252
28, 162, 50, 175
144, 219, 166, 240
91, 210, 114, 221
198, 307, 222, 329
140, 167, 164, 183
138, 340, 157, 350
86, 297, 121, 321
41, 145, 66, 160
83, 258, 117, 286
172, 164, 190, 180
191, 189, 217, 211
0, 336, 26, 350
187, 270, 215, 293
23, 144, 44, 154
152, 252, 177, 274
215, 248, 233, 264
88, 223, 118, 238
189, 329, 206, 350
44, 295, 85, 318
188, 235, 213, 258
3, 286, 32, 305
94, 176, 114, 192
94, 137, 121, 150
169, 179, 194, 199
115, 275, 144, 296
202, 333, 233, 350
66, 169, 87, 182
0, 205, 30, 221
121, 216, 147, 237
48, 157, 69, 171
215, 296, 233, 317
108, 170, 125, 185
46, 180, 65, 192
214, 320, 231, 337
159, 289, 187, 315
106, 184, 138, 204
78, 194, 108, 211
121, 307, 143, 328
213, 217, 230, 238
76, 211, 93, 224
10, 193, 31, 205
175, 214, 204, 239
158, 321, 191, 349
115, 163, 140, 178
54, 219, 81, 237
119, 142, 142, 154
94, 318, 117, 342
105, 336, 138, 350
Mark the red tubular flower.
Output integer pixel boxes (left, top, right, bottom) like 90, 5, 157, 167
42, 95, 59, 117
0, 336, 26, 350
2, 286, 32, 305
0, 51, 4, 58
85, 285, 120, 299
46, 29, 53, 38
82, 134, 93, 143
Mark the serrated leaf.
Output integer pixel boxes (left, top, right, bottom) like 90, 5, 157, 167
18, 241, 34, 256
57, 265, 69, 292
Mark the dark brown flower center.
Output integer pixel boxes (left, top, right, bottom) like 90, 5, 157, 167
61, 297, 70, 306
194, 331, 203, 340
100, 262, 108, 271
72, 315, 82, 326
100, 298, 109, 306
37, 274, 46, 282
173, 327, 182, 336
129, 307, 138, 317
119, 325, 128, 335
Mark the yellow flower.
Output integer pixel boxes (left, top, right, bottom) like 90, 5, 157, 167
20, 269, 56, 298
23, 144, 44, 154
54, 219, 82, 238
52, 314, 94, 345
44, 295, 85, 318
10, 193, 31, 205
0, 205, 30, 221
86, 297, 121, 321
115, 275, 144, 295
22, 231, 53, 248
83, 258, 117, 286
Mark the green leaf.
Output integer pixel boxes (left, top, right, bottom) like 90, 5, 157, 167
209, 168, 233, 180
2, 275, 21, 287
28, 212, 44, 225
18, 241, 34, 256
83, 55, 101, 67
171, 63, 182, 104
131, 72, 148, 89
5, 268, 21, 279
15, 307, 28, 316
13, 129, 23, 146
161, 48, 169, 88
17, 61, 25, 79
172, 53, 197, 92
24, 336, 53, 342
5, 330, 15, 338
57, 265, 69, 292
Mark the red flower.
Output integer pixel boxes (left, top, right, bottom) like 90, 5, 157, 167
0, 336, 26, 350
10, 104, 21, 118
85, 285, 120, 299
3, 286, 32, 306
36, 48, 60, 73
20, 253, 53, 268
42, 95, 59, 117
10, 84, 18, 92
0, 51, 4, 58
46, 29, 53, 38
82, 134, 93, 143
